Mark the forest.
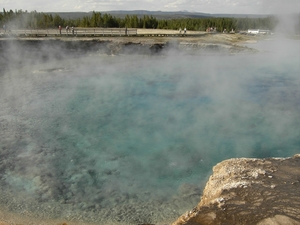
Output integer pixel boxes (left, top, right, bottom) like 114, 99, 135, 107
0, 8, 295, 33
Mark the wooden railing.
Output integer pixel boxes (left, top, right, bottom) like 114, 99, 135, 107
0, 28, 138, 37
0, 28, 208, 38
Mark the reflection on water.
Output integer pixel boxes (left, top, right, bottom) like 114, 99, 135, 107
0, 39, 299, 224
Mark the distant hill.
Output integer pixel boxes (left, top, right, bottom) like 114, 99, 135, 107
49, 10, 270, 20
102, 10, 212, 19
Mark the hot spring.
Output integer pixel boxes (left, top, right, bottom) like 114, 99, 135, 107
0, 37, 299, 224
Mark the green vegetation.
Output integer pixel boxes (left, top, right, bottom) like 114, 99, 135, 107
0, 8, 284, 32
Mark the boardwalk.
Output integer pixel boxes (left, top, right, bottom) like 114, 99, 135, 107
0, 28, 206, 38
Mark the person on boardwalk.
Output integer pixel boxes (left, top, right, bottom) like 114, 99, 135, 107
71, 26, 74, 35
184, 27, 186, 34
66, 25, 69, 35
58, 25, 62, 35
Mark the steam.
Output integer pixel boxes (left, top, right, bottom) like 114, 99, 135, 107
257, 0, 300, 34
0, 37, 299, 224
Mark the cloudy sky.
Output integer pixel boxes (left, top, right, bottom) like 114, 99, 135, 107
1, 0, 300, 14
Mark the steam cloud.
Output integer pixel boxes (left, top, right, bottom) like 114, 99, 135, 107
0, 37, 299, 224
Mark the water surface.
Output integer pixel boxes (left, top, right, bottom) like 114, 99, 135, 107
0, 38, 299, 224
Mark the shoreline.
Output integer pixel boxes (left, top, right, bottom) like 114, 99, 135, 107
0, 31, 258, 43
0, 33, 261, 55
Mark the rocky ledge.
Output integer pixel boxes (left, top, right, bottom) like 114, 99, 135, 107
0, 33, 259, 56
172, 154, 300, 225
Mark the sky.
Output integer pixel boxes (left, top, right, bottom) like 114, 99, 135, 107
1, 0, 300, 14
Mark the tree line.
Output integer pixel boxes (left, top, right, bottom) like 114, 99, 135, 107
0, 8, 282, 32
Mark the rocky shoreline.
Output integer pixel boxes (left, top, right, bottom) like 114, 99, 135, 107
172, 154, 300, 225
0, 33, 259, 55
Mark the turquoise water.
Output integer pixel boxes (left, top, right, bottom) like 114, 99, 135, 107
0, 38, 299, 224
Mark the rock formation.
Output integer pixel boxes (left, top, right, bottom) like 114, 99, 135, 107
172, 154, 300, 225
